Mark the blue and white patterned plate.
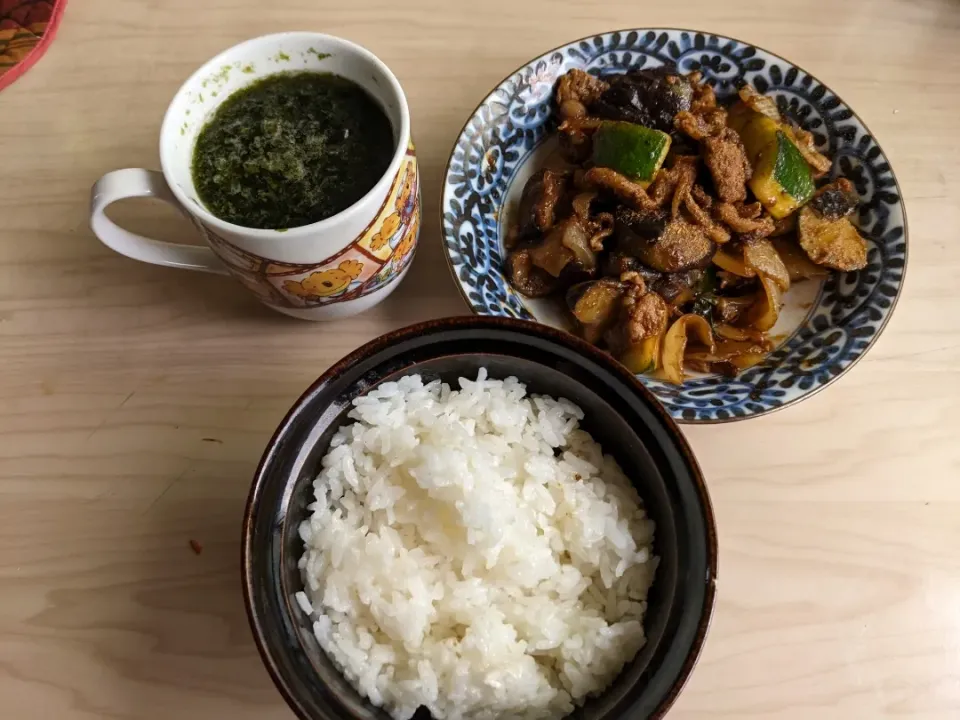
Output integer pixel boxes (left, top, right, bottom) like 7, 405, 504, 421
441, 29, 907, 423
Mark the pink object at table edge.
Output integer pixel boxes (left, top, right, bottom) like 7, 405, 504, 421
0, 0, 68, 92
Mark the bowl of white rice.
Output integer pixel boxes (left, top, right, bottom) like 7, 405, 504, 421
243, 316, 717, 720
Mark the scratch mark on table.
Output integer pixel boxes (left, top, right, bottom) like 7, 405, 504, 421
85, 416, 108, 441
141, 469, 187, 516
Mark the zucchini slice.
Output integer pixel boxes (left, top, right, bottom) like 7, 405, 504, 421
729, 102, 815, 218
591, 120, 672, 187
620, 334, 663, 374
615, 210, 716, 273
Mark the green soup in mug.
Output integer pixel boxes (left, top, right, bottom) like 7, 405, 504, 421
191, 71, 394, 230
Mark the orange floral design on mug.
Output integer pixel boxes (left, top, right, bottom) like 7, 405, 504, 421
367, 162, 417, 258
283, 260, 364, 300
201, 145, 420, 310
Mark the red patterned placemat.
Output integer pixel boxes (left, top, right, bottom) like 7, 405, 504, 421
0, 0, 67, 92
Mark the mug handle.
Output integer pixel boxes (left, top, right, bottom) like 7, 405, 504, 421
90, 168, 228, 274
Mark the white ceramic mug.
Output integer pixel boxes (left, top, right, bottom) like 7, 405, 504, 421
90, 33, 420, 320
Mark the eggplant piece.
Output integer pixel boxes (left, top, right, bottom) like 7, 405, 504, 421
615, 207, 716, 273
515, 174, 544, 239
590, 69, 694, 132
600, 251, 641, 277
667, 132, 701, 162
653, 269, 704, 305
515, 169, 570, 238
557, 263, 596, 289
615, 207, 669, 242
600, 251, 661, 282
505, 249, 560, 298
566, 279, 625, 344
797, 205, 867, 272
809, 178, 859, 221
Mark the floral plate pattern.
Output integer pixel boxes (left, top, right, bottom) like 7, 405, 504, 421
441, 29, 906, 423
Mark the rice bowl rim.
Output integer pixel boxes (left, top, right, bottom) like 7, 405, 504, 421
242, 315, 718, 720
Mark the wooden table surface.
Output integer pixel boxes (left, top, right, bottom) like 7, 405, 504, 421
2, 0, 959, 718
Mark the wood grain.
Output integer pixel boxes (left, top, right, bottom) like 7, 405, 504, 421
1, 1, 959, 718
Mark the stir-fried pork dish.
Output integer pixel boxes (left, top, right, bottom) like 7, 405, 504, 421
505, 68, 866, 383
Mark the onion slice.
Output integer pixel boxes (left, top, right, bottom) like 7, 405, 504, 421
662, 314, 715, 384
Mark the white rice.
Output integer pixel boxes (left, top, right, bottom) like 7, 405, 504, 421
297, 370, 657, 720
